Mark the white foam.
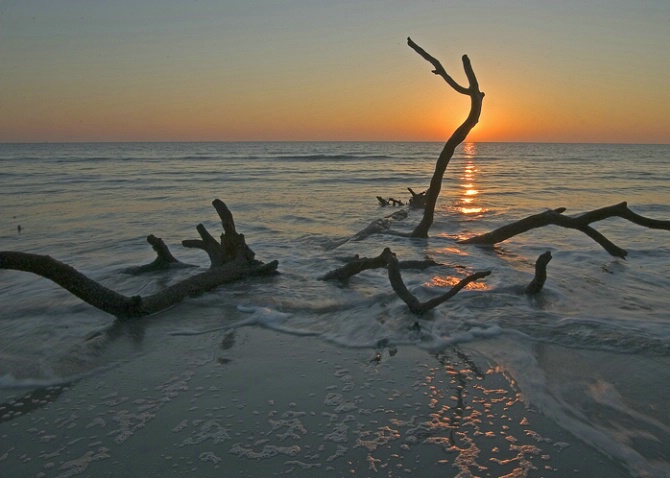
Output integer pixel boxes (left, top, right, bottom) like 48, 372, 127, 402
231, 305, 320, 336
0, 374, 71, 390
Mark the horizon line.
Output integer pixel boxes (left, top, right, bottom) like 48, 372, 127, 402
2, 140, 669, 146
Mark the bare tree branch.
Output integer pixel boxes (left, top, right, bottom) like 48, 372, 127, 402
458, 202, 670, 258
407, 37, 485, 238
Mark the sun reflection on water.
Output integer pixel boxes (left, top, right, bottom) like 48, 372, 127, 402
455, 143, 486, 216
426, 275, 490, 290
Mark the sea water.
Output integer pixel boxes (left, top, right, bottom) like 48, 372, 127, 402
1, 141, 670, 475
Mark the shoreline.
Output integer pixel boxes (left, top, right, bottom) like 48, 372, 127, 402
0, 327, 631, 477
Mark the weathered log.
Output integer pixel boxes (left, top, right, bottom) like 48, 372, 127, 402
0, 252, 277, 319
341, 40, 483, 243
458, 202, 670, 258
407, 37, 484, 238
0, 199, 278, 319
525, 251, 552, 295
381, 248, 491, 314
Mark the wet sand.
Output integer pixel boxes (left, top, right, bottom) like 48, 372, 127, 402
0, 328, 631, 477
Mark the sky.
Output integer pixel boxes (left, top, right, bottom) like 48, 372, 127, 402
0, 0, 668, 143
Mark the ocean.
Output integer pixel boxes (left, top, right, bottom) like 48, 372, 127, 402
1, 141, 669, 477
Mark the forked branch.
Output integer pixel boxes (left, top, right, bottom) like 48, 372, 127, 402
321, 247, 490, 315
407, 37, 484, 238
382, 248, 491, 314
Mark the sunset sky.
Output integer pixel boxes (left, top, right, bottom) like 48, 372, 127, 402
1, 1, 668, 143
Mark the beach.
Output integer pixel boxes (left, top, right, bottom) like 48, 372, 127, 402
1, 326, 640, 478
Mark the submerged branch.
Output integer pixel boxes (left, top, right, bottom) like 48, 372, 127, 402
320, 251, 442, 282
319, 251, 389, 282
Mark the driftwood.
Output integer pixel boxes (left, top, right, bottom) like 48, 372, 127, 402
407, 188, 428, 209
0, 200, 278, 319
407, 37, 484, 238
338, 209, 409, 246
382, 248, 491, 314
458, 202, 670, 258
183, 199, 257, 266
376, 188, 424, 208
321, 247, 490, 315
526, 251, 552, 295
320, 252, 389, 282
357, 38, 482, 241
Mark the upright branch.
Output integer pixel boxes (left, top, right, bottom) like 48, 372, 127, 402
526, 251, 552, 295
407, 37, 484, 238
458, 202, 670, 258
122, 234, 193, 275
182, 199, 257, 267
